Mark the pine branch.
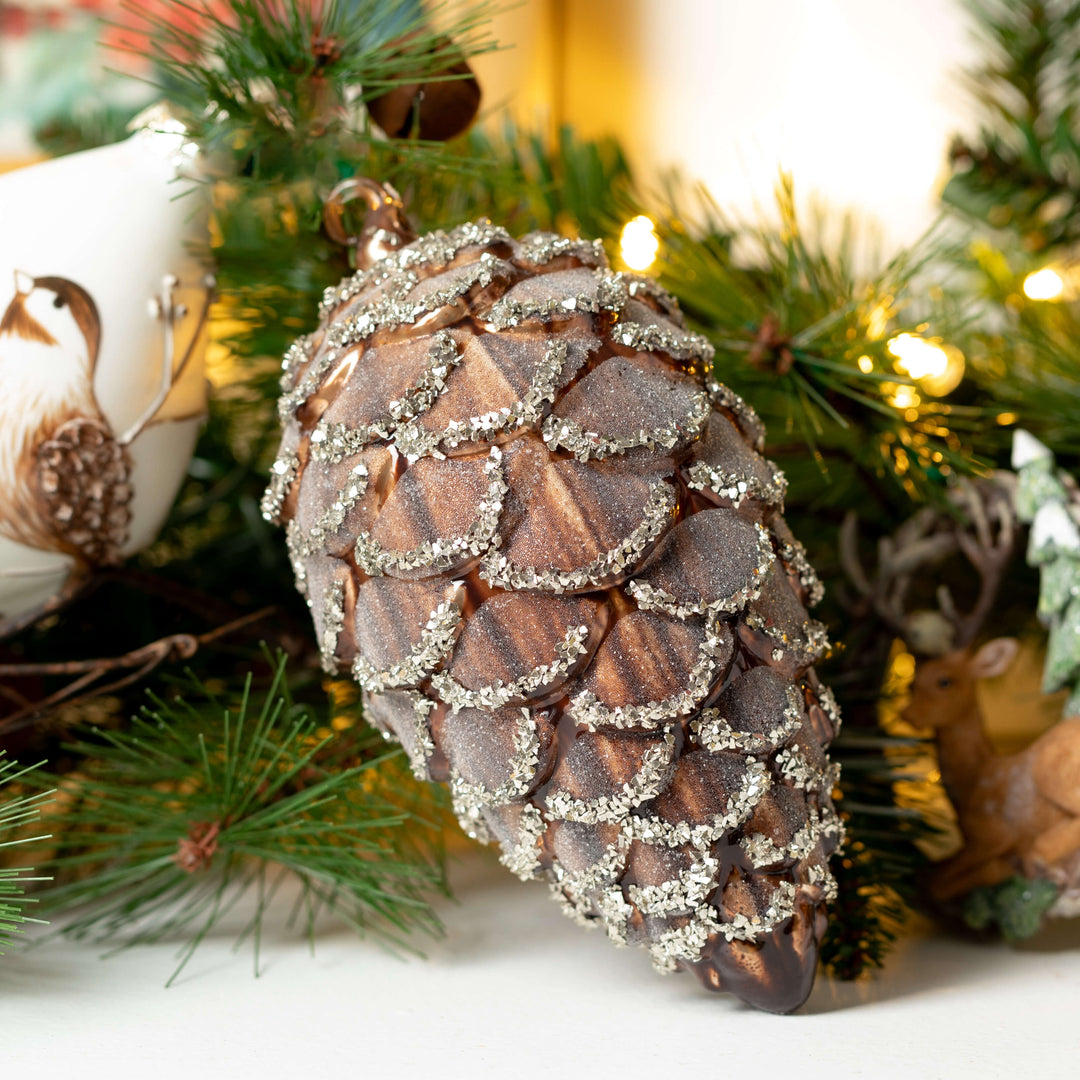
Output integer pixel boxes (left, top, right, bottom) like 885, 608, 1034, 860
954, 241, 1080, 457
0, 754, 51, 954
819, 854, 911, 979
122, 0, 500, 182
653, 176, 981, 512
940, 0, 1080, 466
945, 0, 1080, 250
34, 654, 448, 984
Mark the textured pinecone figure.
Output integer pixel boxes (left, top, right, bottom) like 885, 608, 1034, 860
264, 220, 844, 1013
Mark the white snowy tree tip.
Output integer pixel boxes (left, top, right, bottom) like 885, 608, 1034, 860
1012, 428, 1053, 469
1032, 502, 1080, 553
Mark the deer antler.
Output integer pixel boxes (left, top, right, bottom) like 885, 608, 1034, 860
840, 506, 959, 637
944, 478, 1016, 648
841, 475, 1017, 654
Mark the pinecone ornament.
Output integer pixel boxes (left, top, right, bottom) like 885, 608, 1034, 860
264, 186, 844, 1013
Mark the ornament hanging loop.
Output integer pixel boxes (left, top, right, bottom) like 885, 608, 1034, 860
324, 177, 416, 270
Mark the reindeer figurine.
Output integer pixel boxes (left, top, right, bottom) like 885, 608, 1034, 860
845, 478, 1080, 919
904, 638, 1080, 906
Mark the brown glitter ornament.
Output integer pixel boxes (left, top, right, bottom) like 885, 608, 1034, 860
264, 183, 844, 1013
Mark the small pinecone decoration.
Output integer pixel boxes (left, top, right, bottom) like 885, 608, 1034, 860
39, 417, 132, 565
265, 210, 843, 1013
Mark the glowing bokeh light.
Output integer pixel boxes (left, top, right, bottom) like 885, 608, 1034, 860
887, 333, 948, 380
887, 333, 965, 397
889, 383, 920, 410
620, 215, 660, 272
1023, 267, 1065, 301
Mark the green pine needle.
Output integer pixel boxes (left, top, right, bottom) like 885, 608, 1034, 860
0, 754, 51, 954
35, 654, 448, 985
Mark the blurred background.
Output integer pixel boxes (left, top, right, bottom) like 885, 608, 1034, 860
1, 0, 976, 250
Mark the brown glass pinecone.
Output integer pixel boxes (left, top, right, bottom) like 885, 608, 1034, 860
264, 221, 844, 1014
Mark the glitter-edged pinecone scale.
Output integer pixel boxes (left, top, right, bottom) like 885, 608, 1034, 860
264, 221, 844, 1014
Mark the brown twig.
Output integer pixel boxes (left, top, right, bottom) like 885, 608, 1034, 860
746, 313, 795, 375
175, 820, 223, 872
0, 607, 277, 736
0, 682, 33, 710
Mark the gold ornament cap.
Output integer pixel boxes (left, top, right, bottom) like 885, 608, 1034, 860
324, 178, 417, 269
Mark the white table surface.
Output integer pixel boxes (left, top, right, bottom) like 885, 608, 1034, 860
4, 849, 1078, 1078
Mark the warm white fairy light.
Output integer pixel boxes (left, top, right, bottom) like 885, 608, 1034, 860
1023, 267, 1065, 301
887, 333, 948, 380
620, 215, 660, 272
889, 383, 920, 410
886, 333, 965, 399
